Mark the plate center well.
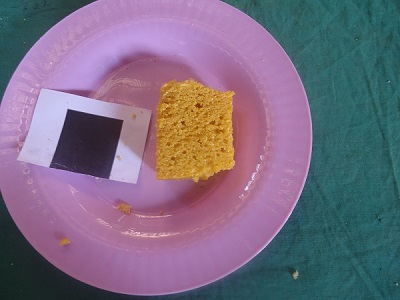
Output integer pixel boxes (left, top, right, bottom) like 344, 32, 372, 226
89, 57, 226, 213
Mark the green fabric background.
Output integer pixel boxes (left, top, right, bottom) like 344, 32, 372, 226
1, 0, 399, 299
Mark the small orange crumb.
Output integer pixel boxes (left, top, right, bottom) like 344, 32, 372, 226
132, 113, 136, 119
116, 155, 122, 161
59, 238, 71, 246
117, 202, 132, 215
160, 210, 165, 216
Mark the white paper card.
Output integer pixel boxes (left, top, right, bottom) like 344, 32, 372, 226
18, 89, 151, 184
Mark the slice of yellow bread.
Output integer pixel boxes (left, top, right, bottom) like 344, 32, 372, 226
156, 79, 235, 182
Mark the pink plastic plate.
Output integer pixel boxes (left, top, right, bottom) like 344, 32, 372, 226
0, 0, 312, 295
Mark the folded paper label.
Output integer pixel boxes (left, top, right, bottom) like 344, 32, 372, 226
18, 89, 151, 184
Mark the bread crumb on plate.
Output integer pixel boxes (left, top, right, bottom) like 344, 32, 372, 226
59, 238, 71, 246
116, 202, 132, 215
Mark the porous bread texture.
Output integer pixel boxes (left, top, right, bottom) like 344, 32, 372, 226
156, 79, 235, 182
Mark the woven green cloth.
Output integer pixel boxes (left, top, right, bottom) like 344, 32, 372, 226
1, 0, 399, 299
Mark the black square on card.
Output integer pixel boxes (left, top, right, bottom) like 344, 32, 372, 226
50, 109, 123, 178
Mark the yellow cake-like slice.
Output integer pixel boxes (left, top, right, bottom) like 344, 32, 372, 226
156, 79, 235, 182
